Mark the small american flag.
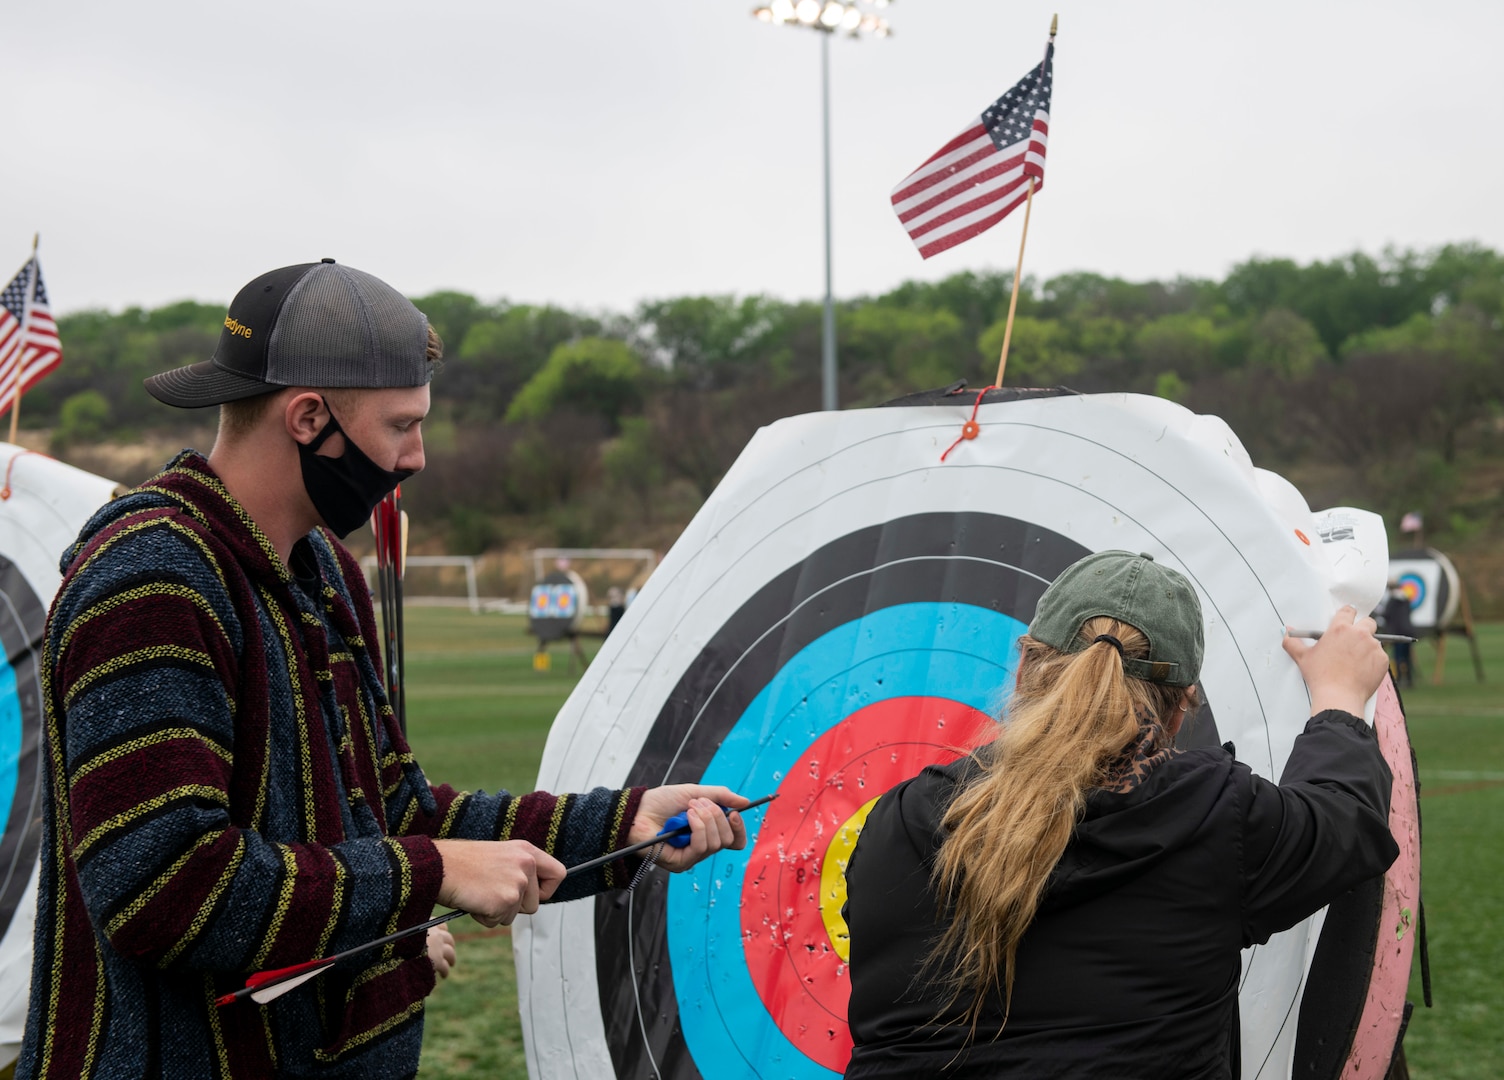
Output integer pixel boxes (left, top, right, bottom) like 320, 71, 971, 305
891, 42, 1054, 260
0, 255, 63, 414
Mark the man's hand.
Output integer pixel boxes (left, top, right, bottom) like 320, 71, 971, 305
433, 839, 567, 927
427, 924, 457, 979
1283, 605, 1390, 717
629, 785, 750, 873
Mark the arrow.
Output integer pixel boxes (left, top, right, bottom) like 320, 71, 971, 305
371, 488, 406, 733
217, 794, 775, 1007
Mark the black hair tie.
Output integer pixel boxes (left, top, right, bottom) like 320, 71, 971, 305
1093, 634, 1125, 657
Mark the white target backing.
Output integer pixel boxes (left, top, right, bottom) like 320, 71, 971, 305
516, 392, 1412, 1080
0, 447, 118, 1067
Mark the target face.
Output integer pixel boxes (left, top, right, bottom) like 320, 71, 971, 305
642, 516, 1072, 1078
1388, 549, 1460, 630
530, 570, 587, 641
529, 584, 579, 619
517, 392, 1416, 1080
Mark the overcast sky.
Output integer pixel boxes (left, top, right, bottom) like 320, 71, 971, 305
6, 0, 1502, 317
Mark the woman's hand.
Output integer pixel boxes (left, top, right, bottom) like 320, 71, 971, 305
1282, 605, 1390, 717
629, 786, 750, 873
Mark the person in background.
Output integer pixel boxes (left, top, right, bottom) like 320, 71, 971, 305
606, 586, 627, 636
19, 260, 748, 1080
1381, 580, 1417, 688
842, 550, 1397, 1079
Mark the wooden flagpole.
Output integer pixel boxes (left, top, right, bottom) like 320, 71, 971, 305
994, 178, 1036, 386
8, 233, 38, 445
995, 15, 1056, 387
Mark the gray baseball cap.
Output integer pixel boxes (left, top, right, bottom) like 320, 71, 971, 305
144, 259, 433, 408
1028, 550, 1204, 687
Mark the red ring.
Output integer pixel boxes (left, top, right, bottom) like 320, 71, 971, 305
740, 696, 995, 1071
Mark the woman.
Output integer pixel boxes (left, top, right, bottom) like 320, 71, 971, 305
842, 550, 1398, 1079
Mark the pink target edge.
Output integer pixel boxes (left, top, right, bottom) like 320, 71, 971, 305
1342, 676, 1420, 1079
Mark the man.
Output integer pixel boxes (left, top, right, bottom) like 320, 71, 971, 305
18, 260, 747, 1078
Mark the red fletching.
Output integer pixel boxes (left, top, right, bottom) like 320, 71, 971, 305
214, 957, 335, 1007
246, 958, 331, 990
372, 491, 401, 569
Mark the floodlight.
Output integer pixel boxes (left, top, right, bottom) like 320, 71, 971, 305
748, 0, 897, 410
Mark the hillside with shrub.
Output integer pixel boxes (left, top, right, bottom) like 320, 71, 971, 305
28, 244, 1504, 612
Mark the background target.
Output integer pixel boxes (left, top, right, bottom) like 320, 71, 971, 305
530, 569, 588, 641
518, 391, 1415, 1080
0, 448, 119, 1066
1388, 548, 1461, 630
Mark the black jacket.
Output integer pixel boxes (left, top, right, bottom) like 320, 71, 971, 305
843, 711, 1399, 1079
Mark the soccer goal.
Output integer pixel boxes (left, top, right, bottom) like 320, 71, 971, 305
360, 554, 481, 613
530, 548, 657, 590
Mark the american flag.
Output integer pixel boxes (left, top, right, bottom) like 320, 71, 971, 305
891, 42, 1054, 260
0, 256, 63, 415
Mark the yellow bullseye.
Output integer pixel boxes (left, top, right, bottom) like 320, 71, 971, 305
819, 795, 880, 963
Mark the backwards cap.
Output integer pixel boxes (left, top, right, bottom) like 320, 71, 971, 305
145, 259, 431, 408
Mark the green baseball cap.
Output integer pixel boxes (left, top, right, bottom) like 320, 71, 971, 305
1028, 550, 1204, 687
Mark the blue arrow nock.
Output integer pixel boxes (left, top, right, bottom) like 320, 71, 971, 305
656, 794, 776, 849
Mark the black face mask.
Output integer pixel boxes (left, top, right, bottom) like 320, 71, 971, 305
297, 401, 414, 539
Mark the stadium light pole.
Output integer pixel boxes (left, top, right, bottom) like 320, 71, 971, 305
752, 1, 893, 411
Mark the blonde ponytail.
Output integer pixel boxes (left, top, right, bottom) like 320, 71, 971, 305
927, 616, 1185, 1035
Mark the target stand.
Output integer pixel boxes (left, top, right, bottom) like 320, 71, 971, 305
1431, 584, 1486, 685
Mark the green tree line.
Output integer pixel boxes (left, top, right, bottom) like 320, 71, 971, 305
31, 244, 1504, 559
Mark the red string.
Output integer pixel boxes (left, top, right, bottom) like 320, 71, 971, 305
939, 386, 999, 463
0, 450, 40, 500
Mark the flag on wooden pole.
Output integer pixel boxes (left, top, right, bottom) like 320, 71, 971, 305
0, 248, 63, 417
891, 39, 1054, 259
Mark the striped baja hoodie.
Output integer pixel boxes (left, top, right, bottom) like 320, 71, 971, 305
18, 451, 644, 1078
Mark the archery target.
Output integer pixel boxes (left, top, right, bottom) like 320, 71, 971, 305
530, 569, 588, 641
0, 448, 118, 1065
516, 392, 1412, 1080
1388, 548, 1460, 630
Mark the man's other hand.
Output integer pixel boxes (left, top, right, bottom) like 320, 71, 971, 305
427, 924, 457, 979
629, 785, 751, 872
433, 839, 568, 927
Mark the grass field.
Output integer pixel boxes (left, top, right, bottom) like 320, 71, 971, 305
400, 610, 1504, 1079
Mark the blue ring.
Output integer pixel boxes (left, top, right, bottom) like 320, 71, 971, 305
1398, 572, 1426, 611
0, 650, 18, 837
